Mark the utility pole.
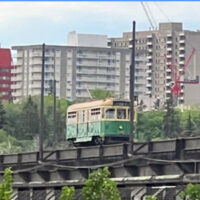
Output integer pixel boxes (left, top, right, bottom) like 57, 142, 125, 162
129, 21, 136, 154
39, 43, 45, 162
53, 78, 57, 147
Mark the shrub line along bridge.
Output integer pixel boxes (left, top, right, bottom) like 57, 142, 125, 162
2, 136, 200, 199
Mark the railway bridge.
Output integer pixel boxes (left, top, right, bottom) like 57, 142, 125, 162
2, 136, 200, 199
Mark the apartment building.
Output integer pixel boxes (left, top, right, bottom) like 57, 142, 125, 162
0, 49, 13, 101
109, 22, 200, 106
11, 44, 147, 102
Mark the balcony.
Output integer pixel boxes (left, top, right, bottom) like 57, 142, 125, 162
32, 60, 42, 65
147, 34, 153, 38
166, 75, 172, 80
16, 60, 23, 65
179, 46, 185, 51
32, 82, 41, 88
166, 61, 172, 65
179, 60, 185, 65
146, 76, 152, 80
146, 90, 152, 95
165, 82, 171, 87
45, 52, 55, 57
179, 68, 183, 72
165, 89, 171, 94
146, 69, 152, 73
45, 60, 54, 65
147, 55, 152, 59
179, 40, 185, 43
166, 68, 171, 72
11, 84, 22, 89
16, 52, 23, 58
179, 54, 185, 57
147, 62, 152, 66
12, 68, 23, 74
146, 83, 152, 88
167, 47, 172, 51
32, 67, 42, 73
11, 76, 22, 82
167, 33, 172, 37
166, 54, 172, 58
147, 41, 153, 46
32, 76, 41, 81
31, 52, 42, 57
166, 40, 172, 44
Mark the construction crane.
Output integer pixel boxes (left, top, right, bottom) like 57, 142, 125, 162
141, 2, 199, 104
171, 48, 196, 97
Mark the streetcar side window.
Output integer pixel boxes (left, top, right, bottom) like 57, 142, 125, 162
117, 109, 126, 119
105, 108, 115, 119
67, 112, 77, 124
91, 108, 101, 121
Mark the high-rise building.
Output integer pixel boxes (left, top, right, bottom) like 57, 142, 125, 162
11, 45, 147, 103
0, 49, 13, 101
67, 31, 108, 47
109, 22, 200, 106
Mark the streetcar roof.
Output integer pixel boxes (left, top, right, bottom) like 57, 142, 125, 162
67, 98, 114, 112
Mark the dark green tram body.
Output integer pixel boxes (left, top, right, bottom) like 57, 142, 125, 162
66, 99, 133, 144
67, 121, 130, 143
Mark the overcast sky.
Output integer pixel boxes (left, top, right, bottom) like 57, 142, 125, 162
1, 1, 200, 48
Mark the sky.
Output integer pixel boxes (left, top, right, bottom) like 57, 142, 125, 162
1, 1, 200, 48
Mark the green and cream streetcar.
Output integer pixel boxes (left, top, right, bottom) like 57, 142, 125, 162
66, 98, 136, 145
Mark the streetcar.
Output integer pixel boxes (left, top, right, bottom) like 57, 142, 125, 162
66, 98, 136, 145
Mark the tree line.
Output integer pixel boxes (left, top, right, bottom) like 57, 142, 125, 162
0, 90, 200, 153
0, 95, 70, 153
136, 96, 200, 142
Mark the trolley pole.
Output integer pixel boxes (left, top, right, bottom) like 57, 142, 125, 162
39, 43, 45, 162
129, 21, 136, 154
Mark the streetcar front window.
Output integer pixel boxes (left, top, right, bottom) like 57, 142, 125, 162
117, 109, 126, 119
105, 108, 115, 119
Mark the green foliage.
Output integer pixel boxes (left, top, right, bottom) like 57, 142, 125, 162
21, 96, 39, 140
42, 96, 70, 148
82, 167, 121, 200
145, 196, 158, 200
2, 96, 70, 151
180, 183, 200, 200
0, 130, 23, 154
136, 111, 164, 141
162, 97, 181, 138
0, 167, 13, 200
60, 186, 75, 200
90, 89, 113, 100
0, 100, 6, 129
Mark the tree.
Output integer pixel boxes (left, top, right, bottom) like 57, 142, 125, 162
180, 183, 200, 200
162, 95, 181, 138
145, 196, 158, 200
60, 186, 75, 200
184, 112, 195, 136
90, 89, 113, 100
136, 110, 164, 141
0, 167, 13, 200
82, 167, 121, 200
21, 96, 39, 140
0, 99, 6, 129
3, 102, 23, 140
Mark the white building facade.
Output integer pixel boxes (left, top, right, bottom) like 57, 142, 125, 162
11, 45, 147, 102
